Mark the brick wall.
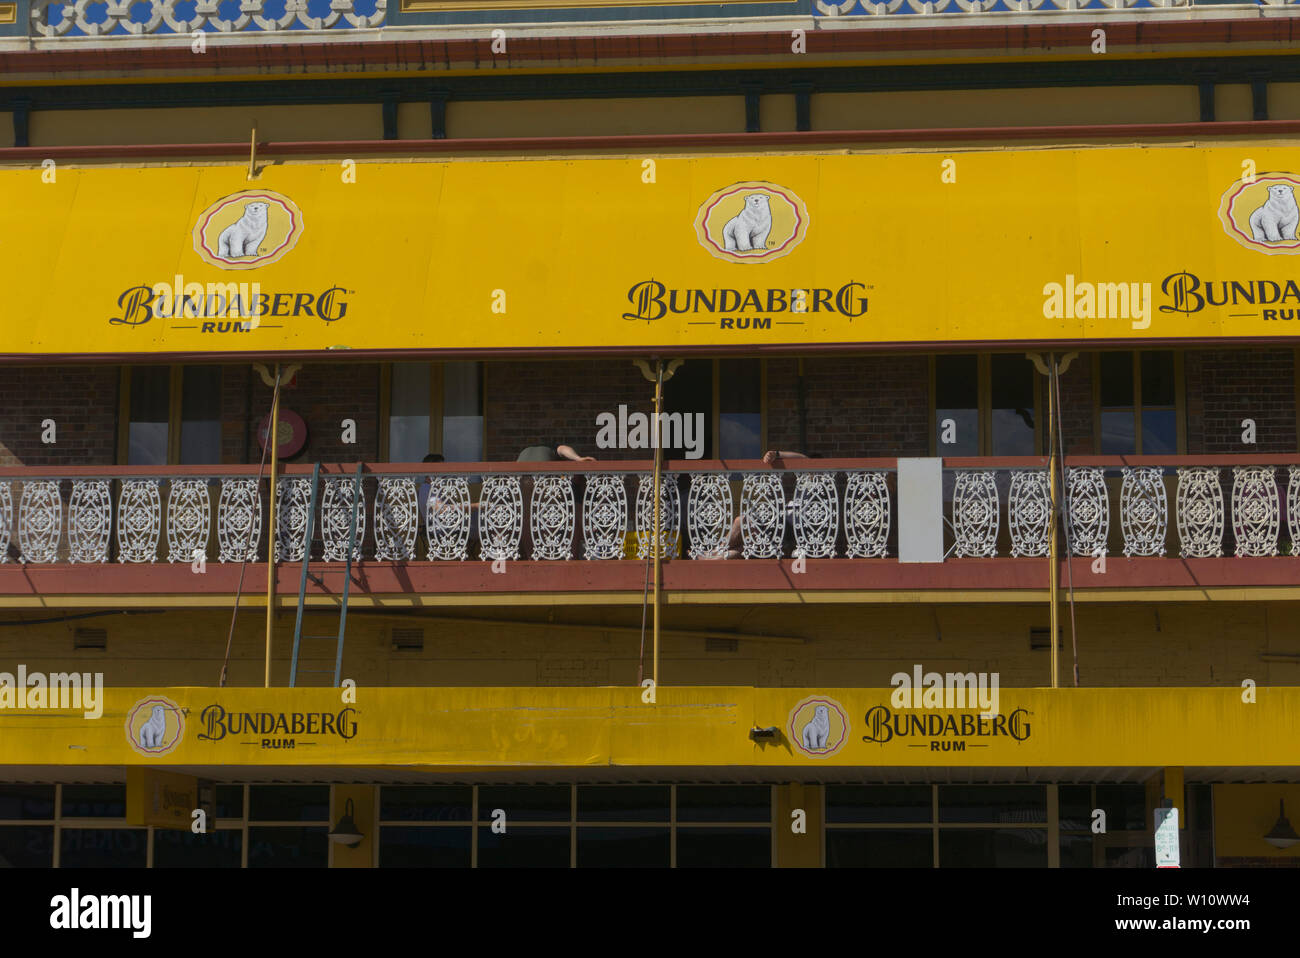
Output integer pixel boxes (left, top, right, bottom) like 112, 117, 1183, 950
244, 363, 382, 465
0, 366, 120, 467
1185, 348, 1297, 454
1059, 353, 1095, 455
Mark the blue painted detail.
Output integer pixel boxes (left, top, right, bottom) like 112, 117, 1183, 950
388, 0, 807, 26
1, 0, 28, 37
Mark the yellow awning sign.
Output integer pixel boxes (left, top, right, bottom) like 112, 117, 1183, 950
4, 147, 1300, 358
0, 687, 1295, 768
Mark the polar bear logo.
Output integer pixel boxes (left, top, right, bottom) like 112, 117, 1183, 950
801, 704, 831, 750
218, 201, 270, 258
1249, 184, 1300, 243
138, 705, 167, 749
722, 193, 773, 253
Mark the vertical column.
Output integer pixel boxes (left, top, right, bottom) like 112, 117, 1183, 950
774, 782, 823, 867
1047, 783, 1060, 868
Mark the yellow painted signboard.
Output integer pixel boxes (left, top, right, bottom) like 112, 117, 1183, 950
4, 145, 1300, 359
0, 686, 1296, 768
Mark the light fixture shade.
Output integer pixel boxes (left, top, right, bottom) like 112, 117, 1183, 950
330, 797, 364, 848
1263, 799, 1300, 850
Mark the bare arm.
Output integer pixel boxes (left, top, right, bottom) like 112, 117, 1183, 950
557, 444, 597, 462
762, 449, 807, 464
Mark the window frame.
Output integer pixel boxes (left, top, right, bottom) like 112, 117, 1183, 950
712, 357, 768, 460
1090, 350, 1186, 455
379, 361, 488, 463
928, 353, 1043, 457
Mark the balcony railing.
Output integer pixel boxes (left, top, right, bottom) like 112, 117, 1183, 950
1, 457, 1297, 567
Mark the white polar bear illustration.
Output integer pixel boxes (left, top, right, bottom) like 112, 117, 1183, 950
801, 704, 831, 750
1249, 184, 1300, 243
138, 705, 167, 749
722, 193, 773, 253
218, 202, 269, 258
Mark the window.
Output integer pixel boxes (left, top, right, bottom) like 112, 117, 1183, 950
932, 354, 1039, 456
1095, 351, 1182, 454
383, 362, 484, 463
717, 359, 763, 459
120, 365, 224, 465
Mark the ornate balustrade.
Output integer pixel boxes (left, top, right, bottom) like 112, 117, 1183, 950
0, 458, 1297, 566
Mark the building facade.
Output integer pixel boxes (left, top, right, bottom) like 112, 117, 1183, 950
0, 0, 1299, 868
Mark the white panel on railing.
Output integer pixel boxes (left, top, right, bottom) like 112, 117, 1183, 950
581, 474, 627, 561
952, 470, 999, 558
1176, 467, 1224, 559
530, 474, 575, 560
478, 475, 523, 561
68, 478, 111, 563
1066, 467, 1109, 558
792, 472, 838, 559
275, 477, 313, 562
0, 482, 11, 563
374, 477, 419, 561
321, 476, 366, 562
740, 473, 786, 559
1289, 467, 1300, 557
166, 478, 211, 564
687, 473, 732, 560
1119, 466, 1167, 557
117, 479, 161, 563
844, 472, 890, 558
1008, 470, 1050, 558
217, 478, 262, 562
1231, 465, 1280, 558
18, 480, 62, 564
426, 476, 472, 561
635, 474, 680, 560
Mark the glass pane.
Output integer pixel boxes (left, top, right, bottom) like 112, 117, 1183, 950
1099, 352, 1134, 407
60, 828, 148, 867
719, 359, 762, 459
379, 826, 471, 867
215, 785, 243, 820
938, 828, 1048, 867
719, 413, 761, 459
826, 785, 932, 824
1058, 785, 1092, 832
0, 785, 55, 820
247, 826, 328, 867
1140, 352, 1176, 406
248, 786, 329, 822
476, 826, 570, 867
179, 365, 223, 464
442, 362, 483, 462
826, 828, 933, 867
380, 786, 472, 822
389, 363, 431, 464
1100, 410, 1137, 455
153, 829, 243, 868
662, 359, 714, 460
1060, 833, 1094, 868
675, 786, 770, 823
937, 785, 1046, 824
935, 355, 979, 456
1141, 409, 1177, 455
478, 786, 570, 822
128, 366, 170, 465
577, 827, 670, 867
576, 786, 670, 823
1105, 845, 1154, 868
1095, 784, 1147, 832
0, 825, 53, 867
675, 827, 770, 867
990, 354, 1036, 455
61, 785, 126, 818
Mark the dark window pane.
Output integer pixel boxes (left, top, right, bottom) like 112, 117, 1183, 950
0, 785, 55, 820
939, 828, 1048, 867
1140, 352, 1176, 406
676, 827, 770, 867
938, 786, 1046, 824
1099, 353, 1134, 408
61, 785, 126, 818
1141, 409, 1177, 455
826, 785, 932, 824
59, 828, 147, 867
380, 786, 472, 822
935, 356, 979, 456
826, 828, 933, 867
0, 825, 54, 867
1060, 833, 1095, 868
128, 367, 170, 466
577, 827, 670, 867
1105, 845, 1154, 868
378, 826, 471, 867
476, 826, 570, 867
675, 786, 770, 823
719, 359, 762, 459
179, 366, 222, 464
1100, 410, 1137, 455
662, 359, 714, 460
247, 826, 329, 867
1095, 785, 1147, 832
990, 355, 1036, 455
442, 362, 483, 463
1058, 785, 1092, 832
389, 362, 431, 464
478, 786, 570, 823
719, 413, 761, 459
215, 785, 243, 820
577, 786, 670, 823
153, 828, 242, 868
248, 786, 329, 822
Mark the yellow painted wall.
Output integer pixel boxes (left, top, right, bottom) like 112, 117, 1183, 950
445, 96, 742, 138
811, 86, 1199, 130
1271, 83, 1300, 121
1213, 784, 1300, 860
29, 105, 383, 147
1214, 85, 1254, 124
0, 114, 11, 150
0, 602, 1293, 690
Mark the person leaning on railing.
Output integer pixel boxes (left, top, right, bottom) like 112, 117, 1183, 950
516, 443, 597, 462
718, 449, 814, 559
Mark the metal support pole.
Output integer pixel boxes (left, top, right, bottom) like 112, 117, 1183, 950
1047, 352, 1060, 690
652, 361, 664, 687
264, 364, 282, 688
